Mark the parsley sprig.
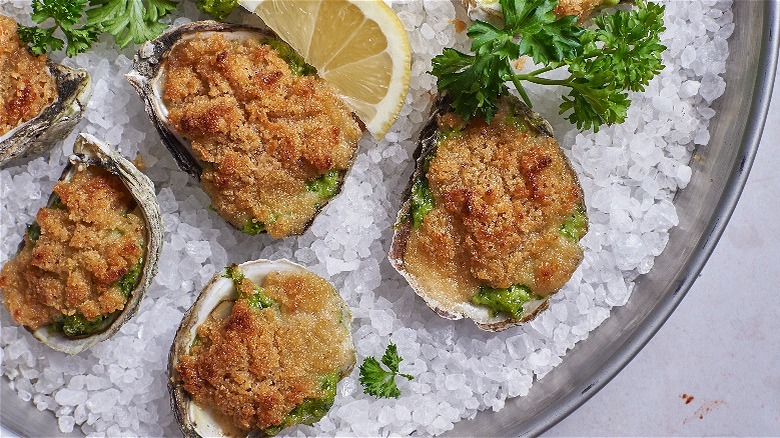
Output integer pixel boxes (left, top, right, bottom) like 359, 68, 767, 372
17, 0, 98, 56
359, 343, 414, 399
431, 0, 666, 131
17, 0, 178, 57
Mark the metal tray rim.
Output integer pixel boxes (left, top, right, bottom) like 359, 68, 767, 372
522, 2, 780, 435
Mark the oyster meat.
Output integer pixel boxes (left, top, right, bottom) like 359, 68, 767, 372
169, 259, 355, 437
0, 16, 91, 167
127, 21, 363, 238
390, 94, 588, 332
0, 133, 163, 354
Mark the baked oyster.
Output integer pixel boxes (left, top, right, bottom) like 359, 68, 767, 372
169, 259, 355, 437
0, 133, 163, 354
462, 0, 619, 23
390, 94, 588, 332
127, 21, 363, 238
0, 16, 91, 167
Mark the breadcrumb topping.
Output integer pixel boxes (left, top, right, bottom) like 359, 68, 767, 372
0, 167, 146, 329
0, 15, 57, 136
162, 34, 362, 237
177, 270, 352, 433
403, 98, 584, 308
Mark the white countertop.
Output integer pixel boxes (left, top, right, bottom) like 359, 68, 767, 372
546, 63, 780, 436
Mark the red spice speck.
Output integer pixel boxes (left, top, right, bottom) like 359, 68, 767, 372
680, 393, 695, 404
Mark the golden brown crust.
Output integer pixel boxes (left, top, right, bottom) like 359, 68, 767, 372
555, 0, 608, 20
0, 167, 146, 329
177, 270, 352, 433
0, 16, 57, 136
402, 98, 584, 311
162, 34, 362, 238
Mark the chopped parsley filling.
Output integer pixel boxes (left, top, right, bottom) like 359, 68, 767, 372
471, 284, 539, 319
241, 219, 266, 236
259, 37, 316, 77
51, 256, 142, 338
117, 260, 143, 299
54, 312, 113, 338
306, 170, 340, 201
26, 222, 41, 243
263, 371, 340, 436
224, 264, 276, 309
409, 177, 434, 229
560, 205, 588, 241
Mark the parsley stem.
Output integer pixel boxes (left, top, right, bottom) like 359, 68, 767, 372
508, 69, 533, 108
513, 74, 572, 87
526, 65, 557, 77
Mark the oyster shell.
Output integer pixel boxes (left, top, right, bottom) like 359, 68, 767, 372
390, 95, 587, 332
169, 259, 355, 437
126, 21, 361, 237
3, 133, 163, 354
0, 61, 91, 167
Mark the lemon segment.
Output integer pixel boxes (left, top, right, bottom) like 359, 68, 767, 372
238, 0, 411, 140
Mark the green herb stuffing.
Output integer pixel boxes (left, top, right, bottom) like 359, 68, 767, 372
18, 0, 178, 56
409, 177, 434, 229
117, 260, 143, 299
50, 196, 66, 210
224, 264, 276, 309
260, 37, 317, 77
359, 343, 414, 399
54, 312, 111, 338
560, 205, 587, 241
195, 0, 237, 20
26, 222, 41, 243
471, 284, 538, 319
430, 0, 666, 131
241, 219, 266, 236
244, 286, 275, 309
306, 170, 340, 201
262, 371, 340, 436
223, 264, 244, 282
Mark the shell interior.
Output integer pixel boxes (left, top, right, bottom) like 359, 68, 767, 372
29, 133, 163, 354
389, 95, 578, 332
0, 62, 91, 166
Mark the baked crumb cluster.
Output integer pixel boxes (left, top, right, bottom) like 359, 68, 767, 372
0, 15, 57, 136
403, 98, 584, 308
0, 167, 146, 329
177, 270, 352, 432
162, 34, 362, 237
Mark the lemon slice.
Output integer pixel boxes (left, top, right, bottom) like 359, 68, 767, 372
238, 0, 411, 140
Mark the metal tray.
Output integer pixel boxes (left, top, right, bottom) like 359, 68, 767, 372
2, 1, 778, 437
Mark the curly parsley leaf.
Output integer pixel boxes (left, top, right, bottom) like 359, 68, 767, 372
17, 25, 62, 55
359, 343, 413, 399
18, 0, 177, 56
430, 0, 665, 132
18, 0, 99, 56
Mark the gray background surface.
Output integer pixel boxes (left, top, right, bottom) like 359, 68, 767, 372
546, 63, 780, 436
